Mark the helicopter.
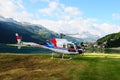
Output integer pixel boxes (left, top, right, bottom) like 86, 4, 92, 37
15, 33, 84, 59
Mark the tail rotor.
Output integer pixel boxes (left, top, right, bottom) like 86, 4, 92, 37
15, 33, 22, 49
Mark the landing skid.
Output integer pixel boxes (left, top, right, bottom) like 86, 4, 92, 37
51, 52, 73, 60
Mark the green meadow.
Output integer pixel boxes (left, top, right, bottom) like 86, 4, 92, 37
0, 53, 120, 80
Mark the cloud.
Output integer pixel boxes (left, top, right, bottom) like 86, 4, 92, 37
97, 23, 120, 35
33, 18, 98, 34
37, 0, 120, 37
112, 13, 120, 20
37, 0, 104, 37
39, 1, 82, 20
0, 0, 33, 22
33, 17, 120, 37
39, 1, 58, 16
64, 7, 82, 16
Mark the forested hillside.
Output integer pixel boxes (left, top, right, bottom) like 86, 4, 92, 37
97, 32, 120, 47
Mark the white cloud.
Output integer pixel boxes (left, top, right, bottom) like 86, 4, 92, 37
33, 17, 120, 37
0, 0, 33, 22
39, 1, 58, 16
39, 1, 82, 21
64, 7, 82, 16
112, 13, 120, 20
33, 18, 98, 35
97, 23, 120, 35
37, 1, 120, 37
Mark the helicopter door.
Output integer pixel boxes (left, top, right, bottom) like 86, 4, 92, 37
67, 44, 76, 52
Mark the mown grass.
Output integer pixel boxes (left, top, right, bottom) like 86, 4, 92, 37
0, 53, 120, 80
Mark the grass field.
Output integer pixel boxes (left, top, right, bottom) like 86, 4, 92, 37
0, 53, 120, 80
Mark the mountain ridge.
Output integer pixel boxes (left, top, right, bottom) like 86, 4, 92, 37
0, 16, 83, 44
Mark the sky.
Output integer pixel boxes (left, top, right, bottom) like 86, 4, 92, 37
0, 0, 120, 38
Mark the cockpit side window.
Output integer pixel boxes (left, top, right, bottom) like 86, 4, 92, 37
67, 44, 74, 48
63, 44, 66, 48
67, 44, 76, 52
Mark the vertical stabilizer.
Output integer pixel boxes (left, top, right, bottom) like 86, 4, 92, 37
15, 33, 21, 49
15, 33, 21, 44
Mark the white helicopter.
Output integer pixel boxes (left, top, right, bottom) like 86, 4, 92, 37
15, 33, 84, 59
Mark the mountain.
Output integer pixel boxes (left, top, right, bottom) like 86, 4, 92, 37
0, 16, 58, 44
0, 16, 82, 44
97, 32, 120, 47
79, 31, 100, 42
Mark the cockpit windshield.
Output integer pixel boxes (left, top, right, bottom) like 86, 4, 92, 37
74, 43, 82, 49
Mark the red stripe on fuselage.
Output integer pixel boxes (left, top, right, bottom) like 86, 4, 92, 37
50, 38, 57, 47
